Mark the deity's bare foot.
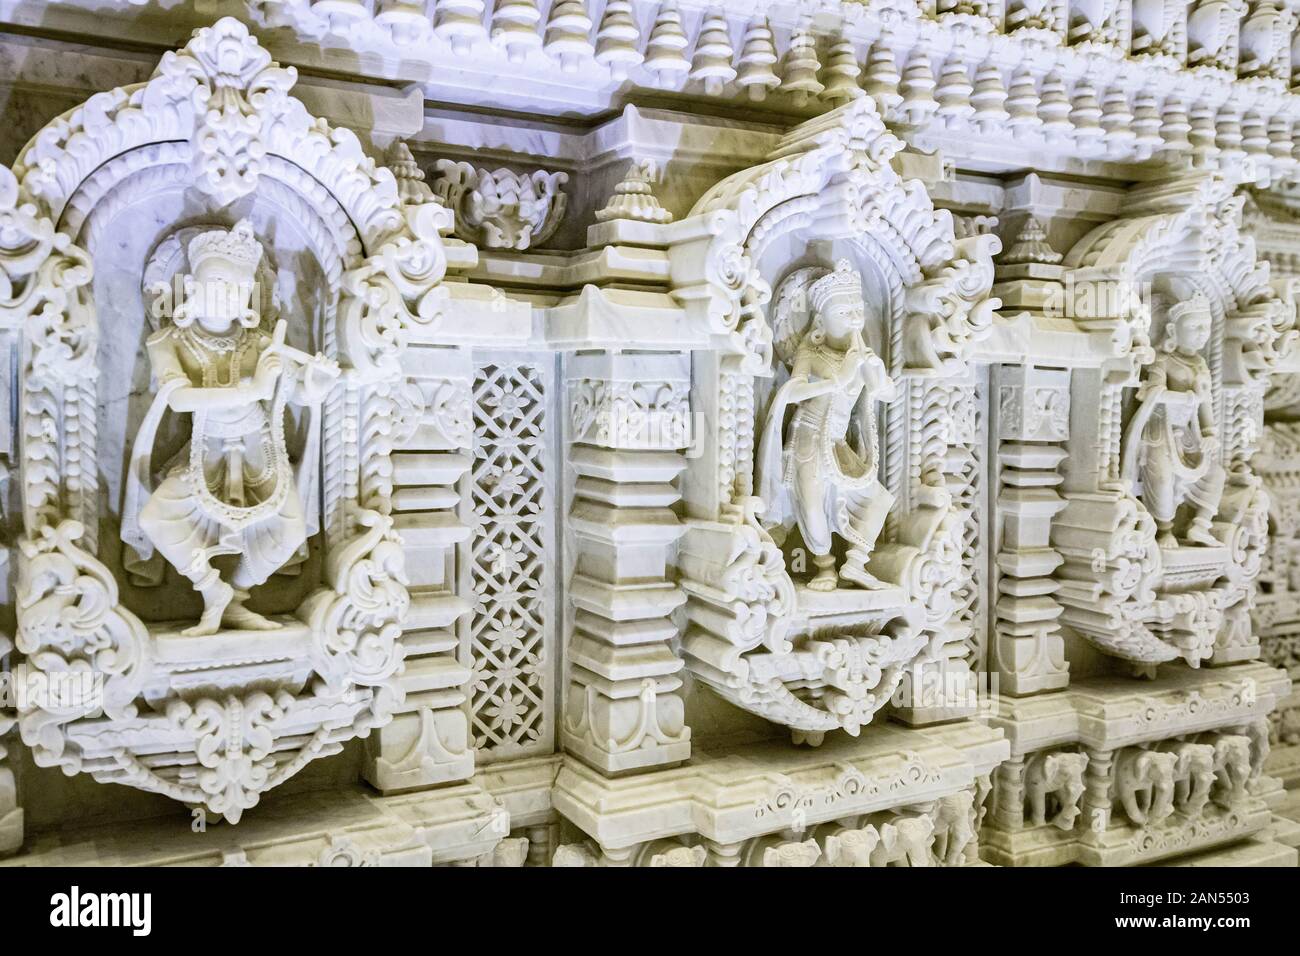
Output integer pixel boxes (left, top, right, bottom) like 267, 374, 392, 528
1186, 518, 1218, 548
808, 556, 838, 591
808, 570, 838, 591
183, 580, 234, 637
1157, 532, 1179, 549
840, 563, 890, 590
222, 591, 282, 631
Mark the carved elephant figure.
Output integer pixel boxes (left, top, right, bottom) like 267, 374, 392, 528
648, 845, 707, 867
1198, 733, 1252, 809
552, 843, 600, 867
822, 825, 881, 867
869, 816, 935, 867
929, 790, 976, 865
1024, 750, 1088, 830
1236, 717, 1270, 779
759, 838, 821, 868
1158, 741, 1216, 816
485, 837, 530, 867
1114, 748, 1178, 827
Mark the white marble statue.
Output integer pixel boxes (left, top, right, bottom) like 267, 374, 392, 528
1122, 293, 1225, 548
121, 220, 340, 635
757, 258, 898, 591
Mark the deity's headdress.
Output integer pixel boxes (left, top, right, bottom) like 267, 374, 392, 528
174, 219, 264, 330
187, 219, 263, 278
1159, 292, 1211, 353
808, 258, 864, 314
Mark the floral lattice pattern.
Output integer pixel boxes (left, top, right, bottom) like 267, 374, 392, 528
466, 361, 553, 760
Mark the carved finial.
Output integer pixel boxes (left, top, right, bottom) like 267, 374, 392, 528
645, 0, 691, 89
779, 18, 823, 107
595, 160, 673, 224
863, 43, 901, 114
1070, 79, 1104, 148
935, 58, 974, 127
1038, 71, 1071, 138
1242, 111, 1269, 159
490, 0, 543, 64
543, 0, 595, 73
897, 52, 938, 127
736, 19, 780, 102
1189, 100, 1220, 166
386, 141, 437, 205
971, 61, 1008, 132
1132, 91, 1163, 152
689, 8, 736, 96
1161, 97, 1192, 153
820, 35, 863, 106
375, 0, 434, 46
434, 0, 487, 56
1006, 66, 1041, 134
595, 0, 642, 80
1001, 217, 1062, 265
1100, 86, 1136, 148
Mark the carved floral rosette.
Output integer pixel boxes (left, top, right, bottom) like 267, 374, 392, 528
0, 19, 453, 822
668, 98, 1001, 738
1053, 175, 1297, 666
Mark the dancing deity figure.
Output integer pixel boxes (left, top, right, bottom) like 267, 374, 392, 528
758, 259, 898, 591
122, 220, 340, 635
1122, 293, 1225, 548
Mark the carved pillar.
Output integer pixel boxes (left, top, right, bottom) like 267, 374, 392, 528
561, 352, 692, 773
363, 348, 475, 792
1081, 747, 1114, 845
992, 754, 1027, 830
526, 824, 555, 866
704, 839, 744, 867
600, 845, 637, 867
992, 365, 1071, 694
892, 374, 982, 724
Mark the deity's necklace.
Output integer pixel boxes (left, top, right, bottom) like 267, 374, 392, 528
177, 324, 257, 387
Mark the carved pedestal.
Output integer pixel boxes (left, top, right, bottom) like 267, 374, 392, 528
553, 721, 1007, 867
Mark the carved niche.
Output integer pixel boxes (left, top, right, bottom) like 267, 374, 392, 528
1, 19, 451, 822
671, 98, 1001, 743
1054, 177, 1297, 667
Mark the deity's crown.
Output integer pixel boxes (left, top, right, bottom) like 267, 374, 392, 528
1168, 291, 1211, 324
187, 219, 263, 276
808, 258, 863, 314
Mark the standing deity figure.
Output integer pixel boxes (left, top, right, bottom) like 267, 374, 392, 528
121, 220, 340, 635
757, 259, 898, 591
1122, 293, 1225, 549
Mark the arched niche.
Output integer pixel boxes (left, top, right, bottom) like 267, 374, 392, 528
0, 18, 452, 822
668, 99, 1001, 742
1053, 175, 1296, 668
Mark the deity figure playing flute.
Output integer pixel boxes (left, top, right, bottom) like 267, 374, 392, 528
758, 259, 898, 591
122, 220, 340, 635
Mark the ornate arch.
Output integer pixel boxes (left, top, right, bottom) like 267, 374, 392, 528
0, 18, 452, 822
669, 98, 1001, 741
1053, 173, 1297, 667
